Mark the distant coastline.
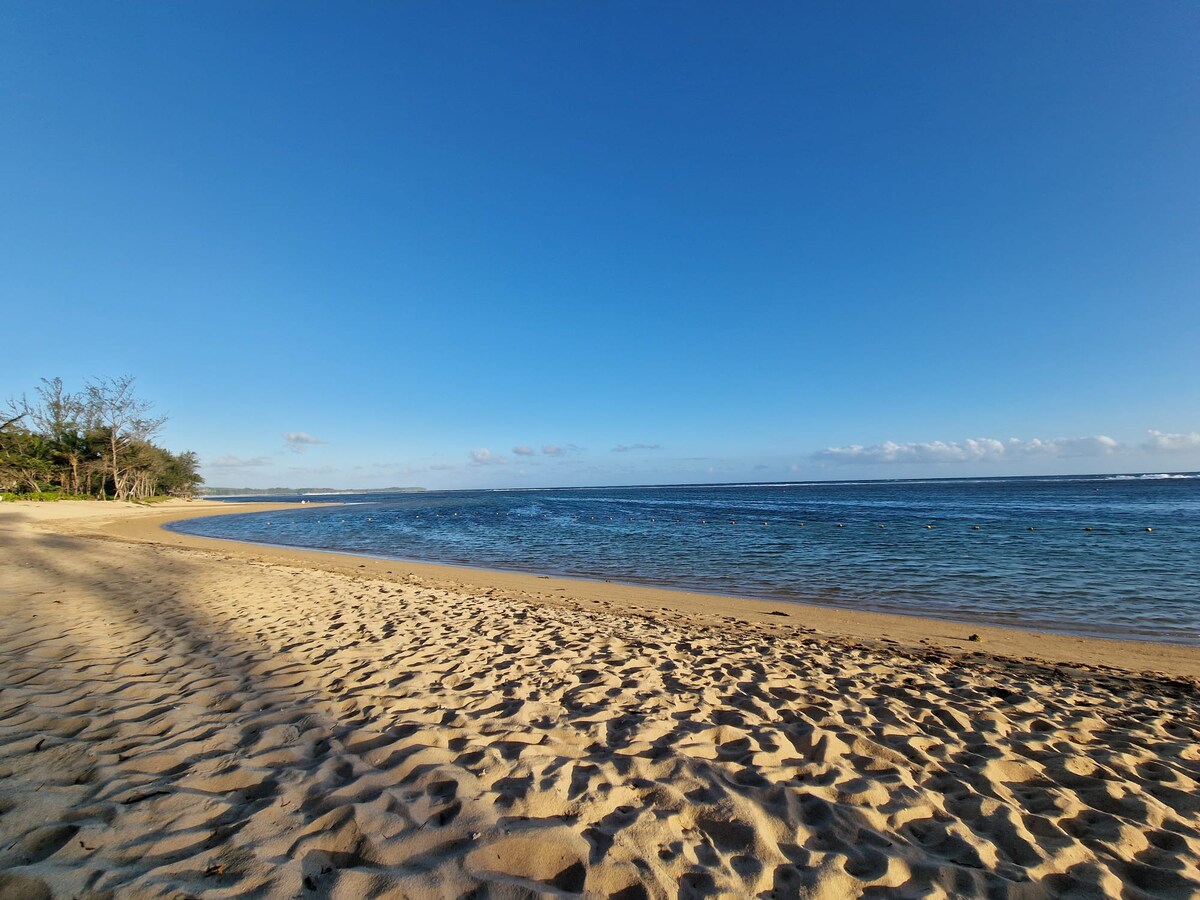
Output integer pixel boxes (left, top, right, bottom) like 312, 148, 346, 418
199, 486, 425, 497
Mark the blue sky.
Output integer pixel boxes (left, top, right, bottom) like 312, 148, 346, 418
2, 2, 1198, 489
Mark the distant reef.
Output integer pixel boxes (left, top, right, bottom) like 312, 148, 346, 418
199, 487, 425, 496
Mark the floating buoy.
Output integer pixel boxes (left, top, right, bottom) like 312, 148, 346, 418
837, 523, 844, 528
879, 524, 886, 529
972, 525, 981, 530
1145, 527, 1153, 532
925, 524, 933, 529
1027, 526, 1036, 531
798, 522, 805, 527
1084, 527, 1093, 532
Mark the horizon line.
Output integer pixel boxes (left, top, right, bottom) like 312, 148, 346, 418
199, 468, 1200, 496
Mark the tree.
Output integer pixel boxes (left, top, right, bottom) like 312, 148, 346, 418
2, 394, 29, 433
0, 398, 39, 492
0, 428, 53, 493
31, 378, 92, 494
85, 376, 167, 501
159, 449, 202, 497
1, 376, 200, 499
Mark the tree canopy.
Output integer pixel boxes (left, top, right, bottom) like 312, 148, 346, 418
1, 376, 202, 500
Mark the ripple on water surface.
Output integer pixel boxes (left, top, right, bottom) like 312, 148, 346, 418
178, 476, 1200, 644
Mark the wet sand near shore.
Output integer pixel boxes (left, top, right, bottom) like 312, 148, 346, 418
1, 500, 1198, 897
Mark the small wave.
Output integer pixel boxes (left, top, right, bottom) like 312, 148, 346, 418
1105, 473, 1199, 481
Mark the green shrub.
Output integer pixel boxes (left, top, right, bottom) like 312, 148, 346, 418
1, 491, 91, 502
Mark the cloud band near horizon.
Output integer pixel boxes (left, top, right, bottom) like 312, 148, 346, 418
814, 434, 1122, 464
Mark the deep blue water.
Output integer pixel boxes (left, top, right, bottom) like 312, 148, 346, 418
174, 474, 1200, 644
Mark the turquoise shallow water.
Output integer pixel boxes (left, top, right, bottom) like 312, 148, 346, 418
174, 474, 1200, 644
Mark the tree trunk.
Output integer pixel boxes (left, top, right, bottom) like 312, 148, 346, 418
111, 436, 126, 501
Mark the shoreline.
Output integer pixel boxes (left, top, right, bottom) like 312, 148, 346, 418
32, 498, 1200, 680
163, 496, 1200, 649
166, 523, 1200, 650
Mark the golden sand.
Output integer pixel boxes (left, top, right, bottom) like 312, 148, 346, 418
1, 500, 1198, 897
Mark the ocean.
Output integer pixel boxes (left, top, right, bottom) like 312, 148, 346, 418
173, 474, 1200, 645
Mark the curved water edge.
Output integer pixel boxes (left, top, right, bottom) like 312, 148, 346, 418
173, 476, 1200, 646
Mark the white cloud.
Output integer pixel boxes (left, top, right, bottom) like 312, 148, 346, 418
512, 445, 535, 456
207, 454, 272, 469
612, 442, 662, 453
470, 448, 507, 465
1143, 430, 1200, 452
814, 434, 1122, 464
284, 432, 326, 453
542, 443, 584, 456
1011, 435, 1121, 457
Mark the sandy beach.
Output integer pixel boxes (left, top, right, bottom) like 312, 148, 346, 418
2, 500, 1198, 898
